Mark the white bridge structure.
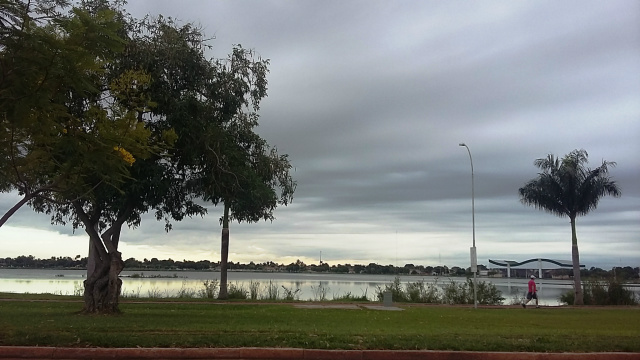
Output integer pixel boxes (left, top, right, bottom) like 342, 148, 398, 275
489, 258, 585, 279
488, 259, 586, 301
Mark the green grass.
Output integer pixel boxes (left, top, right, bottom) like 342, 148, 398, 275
0, 295, 638, 352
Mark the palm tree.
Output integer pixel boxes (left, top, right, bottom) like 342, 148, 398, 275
518, 149, 621, 305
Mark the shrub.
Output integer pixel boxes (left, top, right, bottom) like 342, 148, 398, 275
606, 279, 638, 305
198, 279, 219, 299
405, 279, 441, 303
227, 282, 248, 300
281, 285, 301, 301
311, 282, 329, 301
176, 280, 197, 298
374, 277, 503, 305
442, 280, 469, 304
249, 281, 261, 300
475, 278, 505, 305
560, 278, 638, 305
376, 276, 408, 302
262, 280, 280, 300
332, 290, 369, 302
147, 287, 164, 298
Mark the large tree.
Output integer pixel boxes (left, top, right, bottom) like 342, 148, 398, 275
209, 124, 296, 300
36, 11, 281, 312
518, 149, 621, 305
193, 47, 296, 299
49, 14, 218, 313
3, 0, 293, 312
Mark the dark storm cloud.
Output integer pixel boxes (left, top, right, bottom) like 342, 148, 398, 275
2, 1, 638, 268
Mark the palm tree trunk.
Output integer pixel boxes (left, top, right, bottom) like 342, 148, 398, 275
570, 216, 584, 305
218, 204, 230, 299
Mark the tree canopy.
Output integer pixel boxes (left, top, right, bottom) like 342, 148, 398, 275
0, 0, 151, 228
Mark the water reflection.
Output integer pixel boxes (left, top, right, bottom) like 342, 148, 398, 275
1, 269, 637, 306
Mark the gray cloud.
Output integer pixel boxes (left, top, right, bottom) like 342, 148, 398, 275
1, 1, 638, 270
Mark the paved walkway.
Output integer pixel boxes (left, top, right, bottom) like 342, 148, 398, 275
0, 347, 638, 360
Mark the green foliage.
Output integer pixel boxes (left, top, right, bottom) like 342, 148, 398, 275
560, 279, 638, 306
176, 280, 197, 298
519, 149, 621, 219
376, 276, 408, 302
227, 282, 248, 300
262, 280, 280, 300
281, 285, 301, 301
311, 283, 329, 301
0, 0, 151, 229
375, 277, 504, 305
248, 280, 261, 300
332, 290, 369, 302
475, 278, 506, 305
441, 280, 470, 304
198, 279, 219, 299
146, 287, 165, 298
405, 280, 440, 303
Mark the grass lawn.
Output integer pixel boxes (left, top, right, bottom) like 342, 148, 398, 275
0, 295, 638, 352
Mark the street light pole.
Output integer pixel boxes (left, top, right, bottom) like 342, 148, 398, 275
459, 143, 478, 309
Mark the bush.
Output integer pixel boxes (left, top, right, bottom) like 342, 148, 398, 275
374, 276, 503, 305
442, 280, 469, 304
376, 276, 408, 302
249, 281, 261, 300
311, 282, 329, 301
332, 290, 369, 302
176, 281, 196, 298
198, 279, 219, 299
281, 285, 301, 301
405, 280, 441, 303
147, 287, 165, 298
560, 278, 638, 305
227, 282, 248, 300
262, 280, 280, 300
475, 278, 505, 305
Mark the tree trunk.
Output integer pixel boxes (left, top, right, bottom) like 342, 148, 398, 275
82, 224, 125, 314
218, 204, 230, 300
76, 202, 130, 314
86, 224, 99, 279
0, 194, 32, 228
570, 216, 584, 305
83, 250, 124, 314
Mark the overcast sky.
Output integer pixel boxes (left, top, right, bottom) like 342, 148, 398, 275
2, 0, 639, 269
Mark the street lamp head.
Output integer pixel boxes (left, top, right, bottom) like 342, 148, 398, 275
459, 143, 466, 147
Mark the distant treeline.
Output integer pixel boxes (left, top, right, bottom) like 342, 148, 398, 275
1, 255, 638, 280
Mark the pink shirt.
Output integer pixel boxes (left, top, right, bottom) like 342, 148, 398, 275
528, 279, 537, 293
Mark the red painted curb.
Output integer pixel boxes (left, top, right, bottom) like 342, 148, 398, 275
0, 347, 638, 360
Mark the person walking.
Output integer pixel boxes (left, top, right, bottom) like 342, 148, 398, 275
522, 274, 539, 308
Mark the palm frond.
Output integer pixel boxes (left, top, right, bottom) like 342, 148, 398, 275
519, 149, 620, 219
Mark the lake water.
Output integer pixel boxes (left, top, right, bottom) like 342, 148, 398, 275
2, 269, 636, 306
